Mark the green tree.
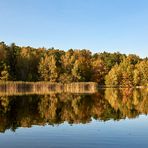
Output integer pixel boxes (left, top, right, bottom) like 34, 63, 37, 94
96, 52, 125, 70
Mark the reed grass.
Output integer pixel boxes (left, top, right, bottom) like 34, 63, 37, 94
0, 81, 98, 96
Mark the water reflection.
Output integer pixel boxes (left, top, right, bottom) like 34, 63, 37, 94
0, 88, 147, 133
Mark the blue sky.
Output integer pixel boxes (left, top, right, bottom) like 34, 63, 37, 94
0, 0, 148, 57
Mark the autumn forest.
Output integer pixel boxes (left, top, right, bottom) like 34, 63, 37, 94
0, 42, 148, 86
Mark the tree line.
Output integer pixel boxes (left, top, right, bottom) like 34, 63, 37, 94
0, 41, 148, 86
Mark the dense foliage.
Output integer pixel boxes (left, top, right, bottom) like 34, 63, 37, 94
0, 42, 147, 86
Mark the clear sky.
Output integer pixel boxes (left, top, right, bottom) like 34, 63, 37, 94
0, 0, 148, 57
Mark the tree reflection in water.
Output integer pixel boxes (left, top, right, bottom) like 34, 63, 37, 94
0, 88, 147, 133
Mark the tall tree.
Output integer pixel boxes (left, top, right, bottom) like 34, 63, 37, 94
72, 50, 92, 82
91, 58, 107, 84
6, 43, 20, 80
133, 60, 148, 86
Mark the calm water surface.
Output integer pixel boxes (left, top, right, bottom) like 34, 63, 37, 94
0, 88, 147, 148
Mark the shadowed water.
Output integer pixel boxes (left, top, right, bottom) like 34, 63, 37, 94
0, 88, 147, 148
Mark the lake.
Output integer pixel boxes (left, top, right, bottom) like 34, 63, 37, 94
0, 88, 147, 148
